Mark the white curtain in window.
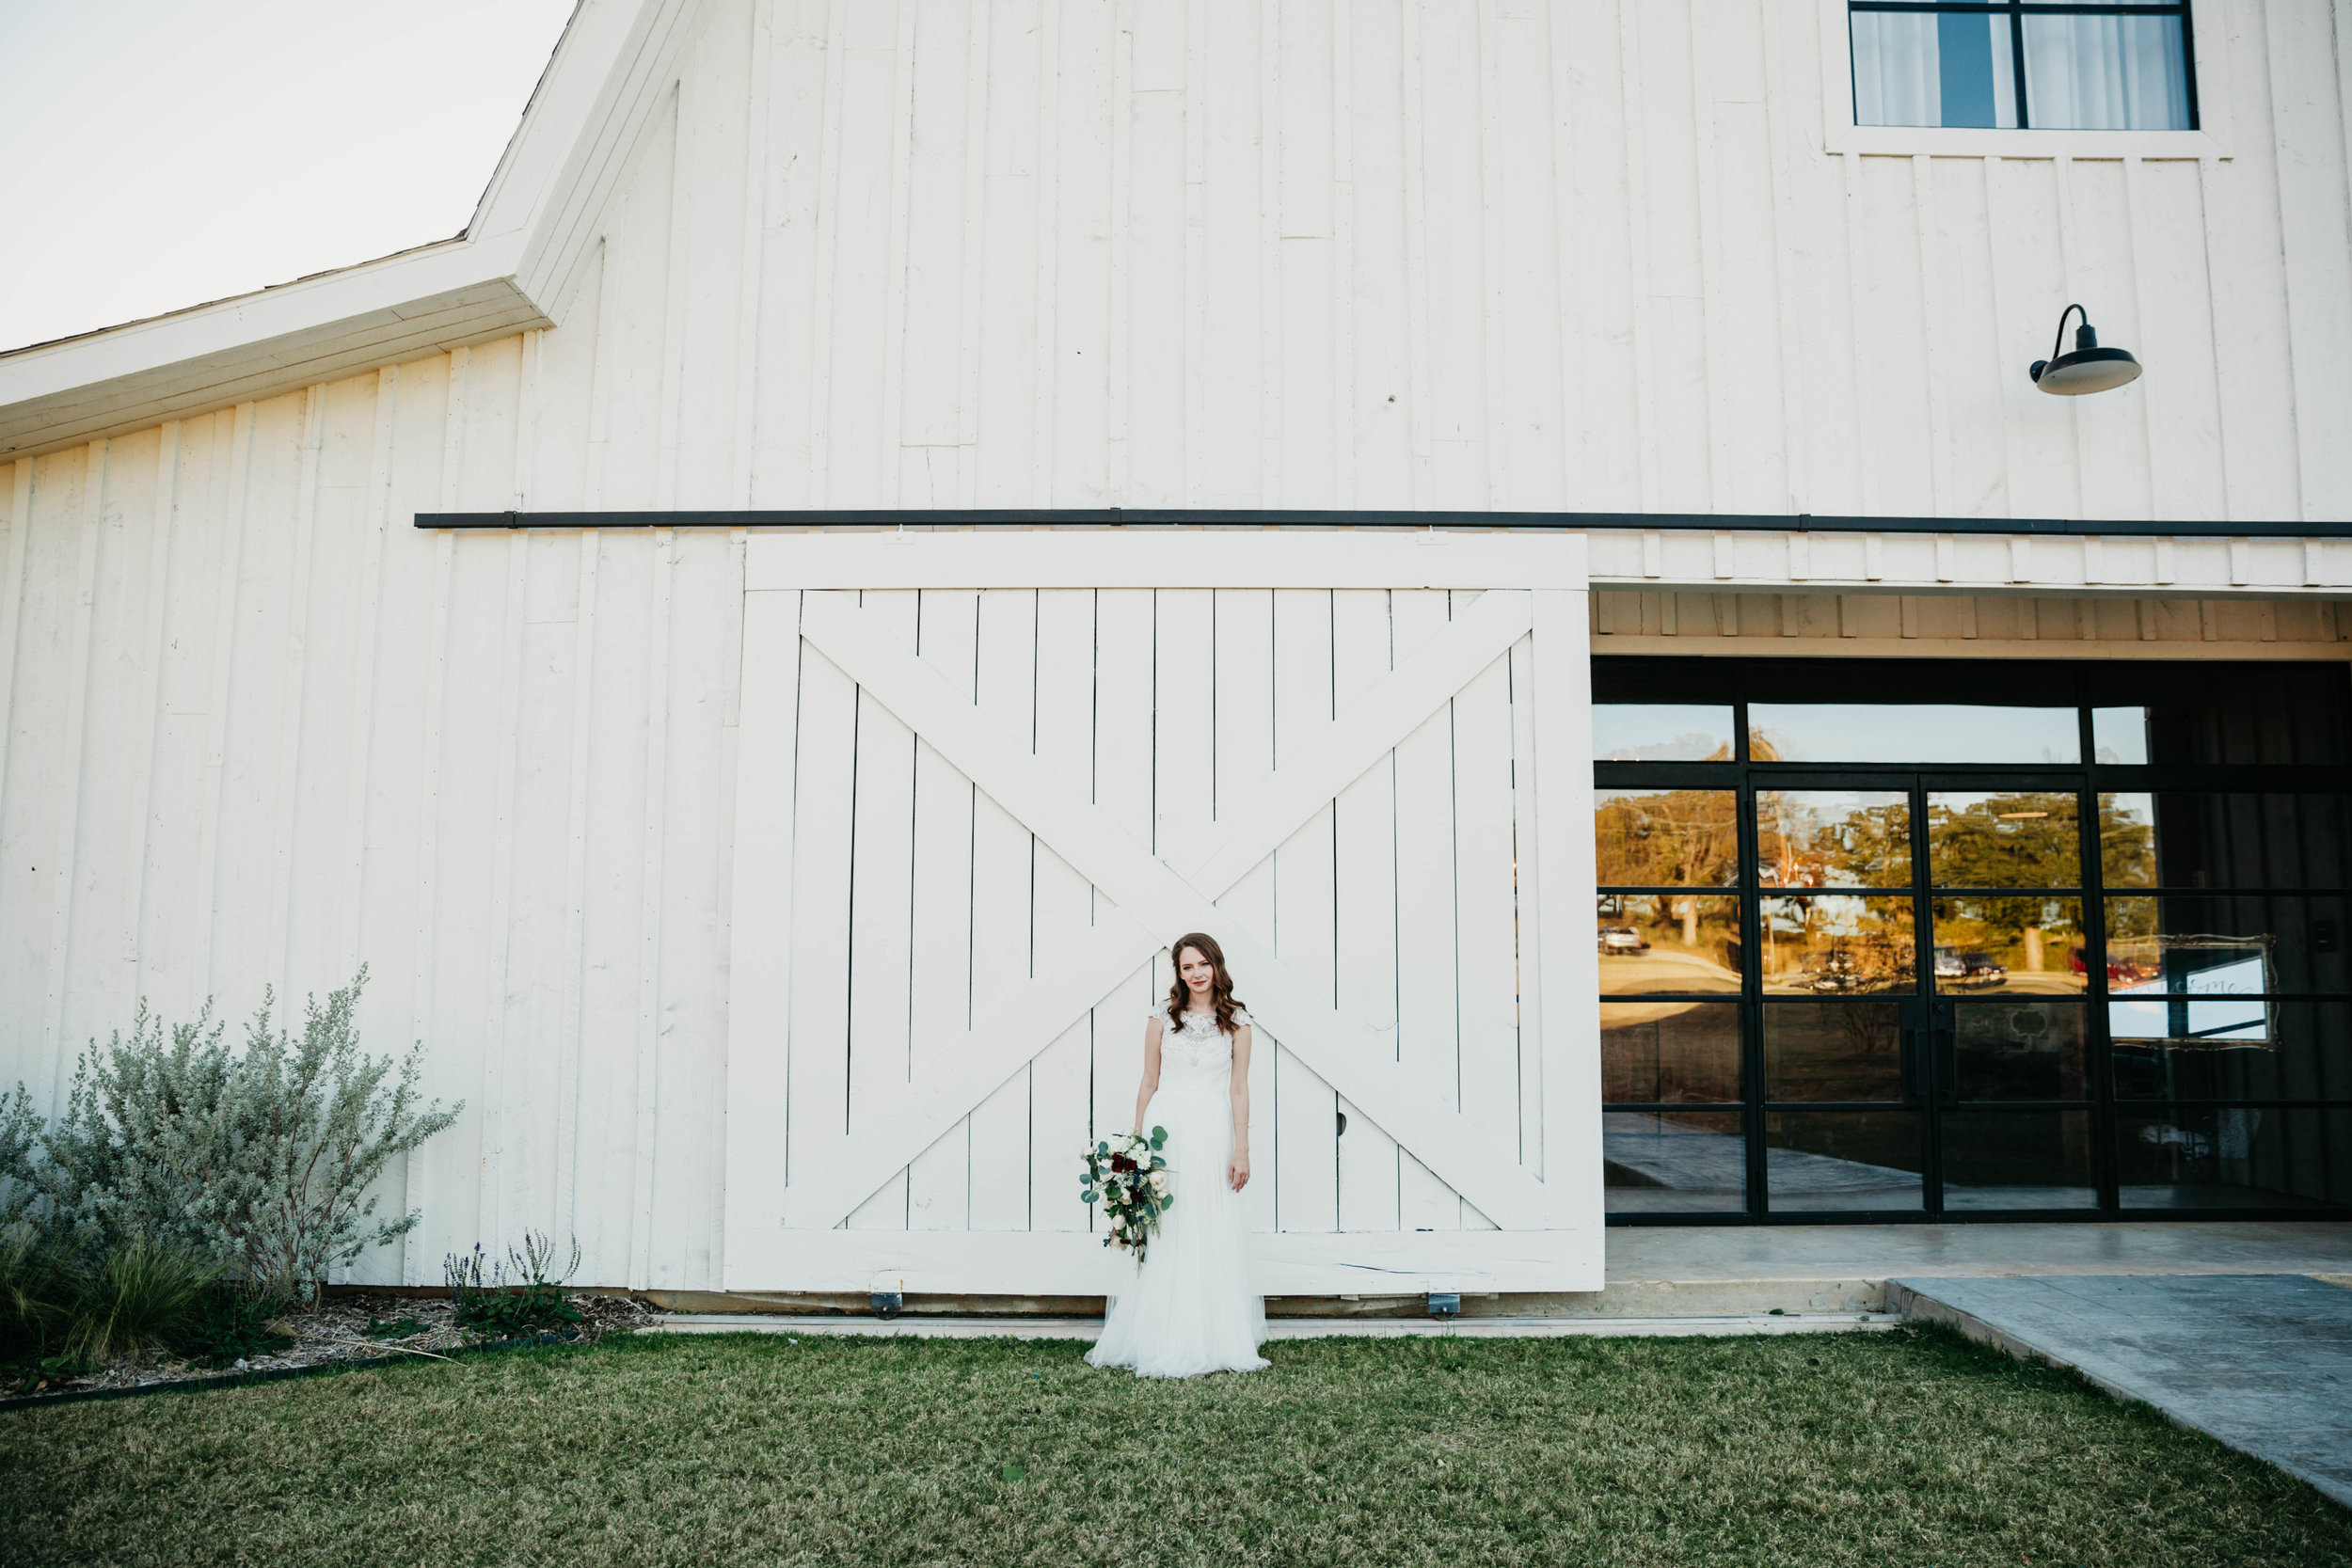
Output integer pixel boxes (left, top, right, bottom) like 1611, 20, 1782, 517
1851, 12, 2016, 130
1851, 12, 1939, 128
2022, 13, 2191, 130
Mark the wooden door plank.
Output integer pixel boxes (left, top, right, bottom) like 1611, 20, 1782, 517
1030, 588, 1098, 1230
1211, 588, 1279, 1230
966, 587, 1039, 1227
1531, 583, 1599, 1228
845, 590, 920, 1229
1331, 588, 1402, 1231
1089, 589, 1158, 1233
1391, 589, 1464, 1229
785, 603, 861, 1200
1507, 632, 1544, 1176
1450, 628, 1520, 1228
907, 586, 980, 1228
1271, 588, 1340, 1232
1153, 588, 1215, 855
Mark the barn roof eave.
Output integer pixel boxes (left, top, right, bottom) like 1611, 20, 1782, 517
0, 0, 697, 465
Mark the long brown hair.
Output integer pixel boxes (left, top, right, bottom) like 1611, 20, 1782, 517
1166, 932, 1247, 1036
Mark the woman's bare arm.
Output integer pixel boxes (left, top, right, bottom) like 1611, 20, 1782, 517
1132, 1014, 1164, 1133
1227, 1022, 1252, 1191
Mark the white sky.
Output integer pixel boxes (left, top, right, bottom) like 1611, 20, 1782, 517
0, 0, 578, 354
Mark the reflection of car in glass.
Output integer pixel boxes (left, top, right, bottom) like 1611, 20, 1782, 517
1805, 948, 1873, 992
2069, 948, 2157, 986
1934, 945, 2006, 988
1597, 926, 1650, 954
1958, 953, 2008, 988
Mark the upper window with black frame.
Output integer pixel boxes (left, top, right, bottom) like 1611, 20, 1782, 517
1850, 2, 2198, 132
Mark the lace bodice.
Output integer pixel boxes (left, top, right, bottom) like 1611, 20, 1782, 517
1154, 1007, 1251, 1091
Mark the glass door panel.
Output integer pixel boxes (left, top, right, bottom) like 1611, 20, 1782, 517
1915, 778, 2099, 1212
1758, 895, 1915, 994
1928, 789, 2082, 886
1930, 896, 2088, 994
1939, 1110, 2098, 1211
1762, 1002, 1908, 1101
1596, 895, 1744, 994
1765, 1111, 1926, 1212
1604, 1111, 1749, 1213
1950, 999, 2090, 1101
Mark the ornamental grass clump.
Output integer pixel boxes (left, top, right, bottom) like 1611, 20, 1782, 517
0, 969, 461, 1309
61, 1236, 215, 1361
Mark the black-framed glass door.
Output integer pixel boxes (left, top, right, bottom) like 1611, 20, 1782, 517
1748, 771, 2104, 1219
1594, 656, 2352, 1226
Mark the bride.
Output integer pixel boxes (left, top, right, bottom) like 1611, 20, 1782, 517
1087, 932, 1270, 1378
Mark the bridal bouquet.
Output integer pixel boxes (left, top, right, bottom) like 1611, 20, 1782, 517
1081, 1127, 1171, 1261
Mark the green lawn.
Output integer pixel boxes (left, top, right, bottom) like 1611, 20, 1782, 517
3, 1325, 2344, 1566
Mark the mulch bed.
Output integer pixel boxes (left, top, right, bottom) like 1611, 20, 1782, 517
2, 1291, 658, 1404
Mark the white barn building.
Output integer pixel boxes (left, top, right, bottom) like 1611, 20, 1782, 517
0, 0, 2346, 1300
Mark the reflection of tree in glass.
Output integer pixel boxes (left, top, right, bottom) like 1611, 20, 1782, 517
2098, 796, 2157, 887
1928, 793, 2083, 975
1756, 794, 1910, 887
1595, 790, 1739, 950
1930, 792, 2079, 887
1763, 897, 1915, 990
1596, 791, 1739, 888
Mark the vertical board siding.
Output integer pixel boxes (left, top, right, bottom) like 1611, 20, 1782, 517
2, 0, 2348, 1289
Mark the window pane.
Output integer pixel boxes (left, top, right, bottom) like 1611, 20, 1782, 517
1602, 1002, 1741, 1104
2099, 792, 2158, 887
1766, 1111, 1925, 1212
2129, 794, 2352, 889
1760, 895, 1915, 994
1596, 788, 1740, 887
2118, 1108, 2352, 1212
1941, 1110, 2097, 1211
1928, 790, 2081, 888
1763, 1001, 1904, 1102
1851, 11, 2018, 129
1593, 704, 1735, 762
2092, 706, 2149, 765
2023, 13, 2191, 131
2113, 1000, 2352, 1103
1748, 704, 2079, 765
1596, 895, 1744, 994
1952, 999, 2089, 1101
1605, 1111, 1747, 1214
1931, 895, 2085, 994
1756, 789, 1912, 889
2106, 894, 2351, 995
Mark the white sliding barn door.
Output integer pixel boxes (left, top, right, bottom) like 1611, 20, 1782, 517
724, 532, 1601, 1294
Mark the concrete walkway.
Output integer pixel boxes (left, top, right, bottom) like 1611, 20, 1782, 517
1891, 1274, 2352, 1511
1577, 1220, 2352, 1318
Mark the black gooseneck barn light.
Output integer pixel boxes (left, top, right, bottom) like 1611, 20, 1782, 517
2029, 303, 2142, 395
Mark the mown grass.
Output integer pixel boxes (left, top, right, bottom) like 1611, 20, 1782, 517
1, 1323, 2344, 1566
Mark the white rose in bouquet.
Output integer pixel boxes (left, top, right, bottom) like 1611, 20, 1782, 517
1150, 1169, 1168, 1192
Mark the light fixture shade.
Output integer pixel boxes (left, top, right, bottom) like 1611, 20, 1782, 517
2029, 309, 2141, 396
2033, 345, 2142, 395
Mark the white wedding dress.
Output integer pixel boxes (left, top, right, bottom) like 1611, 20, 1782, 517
1086, 1007, 1270, 1378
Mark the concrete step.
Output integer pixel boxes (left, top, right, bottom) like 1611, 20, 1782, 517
647, 1310, 1892, 1340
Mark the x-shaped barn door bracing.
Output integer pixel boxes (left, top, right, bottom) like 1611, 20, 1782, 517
780, 587, 1550, 1233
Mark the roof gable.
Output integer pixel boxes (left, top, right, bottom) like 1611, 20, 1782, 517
0, 0, 707, 462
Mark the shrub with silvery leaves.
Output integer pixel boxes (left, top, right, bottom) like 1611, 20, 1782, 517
0, 969, 461, 1306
